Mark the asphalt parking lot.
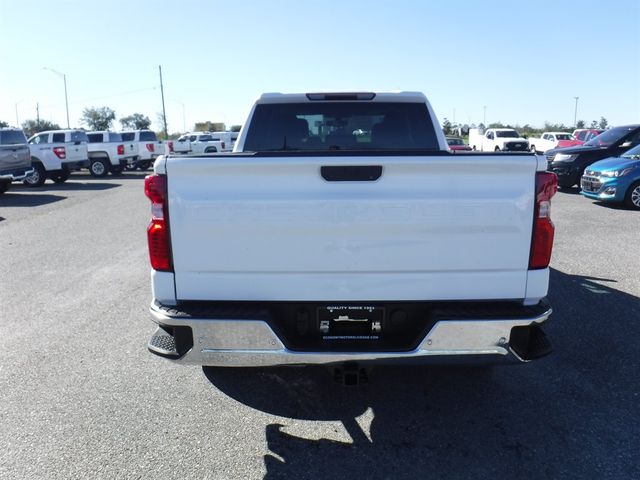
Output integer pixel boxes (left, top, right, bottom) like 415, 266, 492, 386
1, 173, 639, 480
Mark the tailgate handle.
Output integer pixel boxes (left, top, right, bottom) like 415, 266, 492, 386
321, 165, 382, 182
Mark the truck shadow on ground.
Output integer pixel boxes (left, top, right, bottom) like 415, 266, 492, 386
11, 182, 120, 193
203, 269, 639, 480
92, 171, 150, 181
0, 192, 67, 207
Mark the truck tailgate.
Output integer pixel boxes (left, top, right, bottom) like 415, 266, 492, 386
166, 155, 537, 301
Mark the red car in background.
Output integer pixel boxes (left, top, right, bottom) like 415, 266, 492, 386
446, 137, 472, 151
557, 129, 604, 148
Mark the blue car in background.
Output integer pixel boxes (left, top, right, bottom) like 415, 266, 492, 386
580, 144, 640, 209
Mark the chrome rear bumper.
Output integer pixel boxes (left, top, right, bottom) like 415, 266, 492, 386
0, 167, 34, 181
148, 301, 552, 367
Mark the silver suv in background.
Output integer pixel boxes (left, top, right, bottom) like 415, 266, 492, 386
0, 128, 33, 195
26, 129, 89, 186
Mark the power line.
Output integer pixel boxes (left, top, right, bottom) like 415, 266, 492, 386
38, 86, 159, 109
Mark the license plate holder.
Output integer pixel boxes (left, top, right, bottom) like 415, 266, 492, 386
318, 306, 384, 340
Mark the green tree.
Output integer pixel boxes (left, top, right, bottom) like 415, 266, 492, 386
21, 119, 61, 137
488, 122, 506, 128
590, 120, 598, 128
441, 118, 452, 136
0, 120, 9, 128
543, 122, 569, 131
599, 117, 609, 129
80, 106, 116, 130
120, 113, 151, 130
576, 120, 586, 129
230, 125, 242, 132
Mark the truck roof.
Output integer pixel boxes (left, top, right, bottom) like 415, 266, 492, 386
257, 91, 427, 104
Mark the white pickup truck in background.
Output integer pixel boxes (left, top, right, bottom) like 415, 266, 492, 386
171, 132, 225, 154
145, 91, 557, 377
469, 128, 530, 152
86, 131, 136, 176
527, 132, 573, 153
26, 129, 89, 186
121, 130, 163, 170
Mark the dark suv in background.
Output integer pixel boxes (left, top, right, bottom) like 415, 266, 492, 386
0, 128, 32, 195
546, 125, 640, 188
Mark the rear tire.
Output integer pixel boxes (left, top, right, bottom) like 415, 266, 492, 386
494, 146, 500, 152
50, 171, 70, 183
625, 181, 640, 209
204, 147, 218, 153
530, 145, 537, 153
110, 165, 124, 175
138, 160, 151, 170
23, 163, 46, 187
89, 158, 109, 177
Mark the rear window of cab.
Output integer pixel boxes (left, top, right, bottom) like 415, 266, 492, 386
243, 102, 439, 152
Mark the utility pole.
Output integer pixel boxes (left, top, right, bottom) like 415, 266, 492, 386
43, 67, 70, 128
63, 74, 69, 128
483, 105, 487, 127
36, 103, 40, 128
573, 97, 579, 128
159, 65, 168, 139
15, 102, 20, 127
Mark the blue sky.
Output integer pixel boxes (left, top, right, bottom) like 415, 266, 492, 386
1, 0, 639, 132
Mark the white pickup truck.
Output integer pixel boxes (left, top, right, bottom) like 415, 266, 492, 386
86, 131, 136, 176
26, 129, 89, 186
171, 132, 226, 154
527, 132, 573, 153
469, 128, 530, 152
120, 130, 163, 170
145, 92, 557, 375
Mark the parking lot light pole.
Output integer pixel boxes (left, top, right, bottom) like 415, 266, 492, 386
573, 97, 579, 129
43, 67, 70, 128
15, 100, 23, 127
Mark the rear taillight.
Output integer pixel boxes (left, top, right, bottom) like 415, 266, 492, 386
117, 144, 124, 155
146, 143, 154, 152
53, 146, 66, 159
529, 172, 558, 269
168, 141, 174, 152
144, 174, 172, 272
